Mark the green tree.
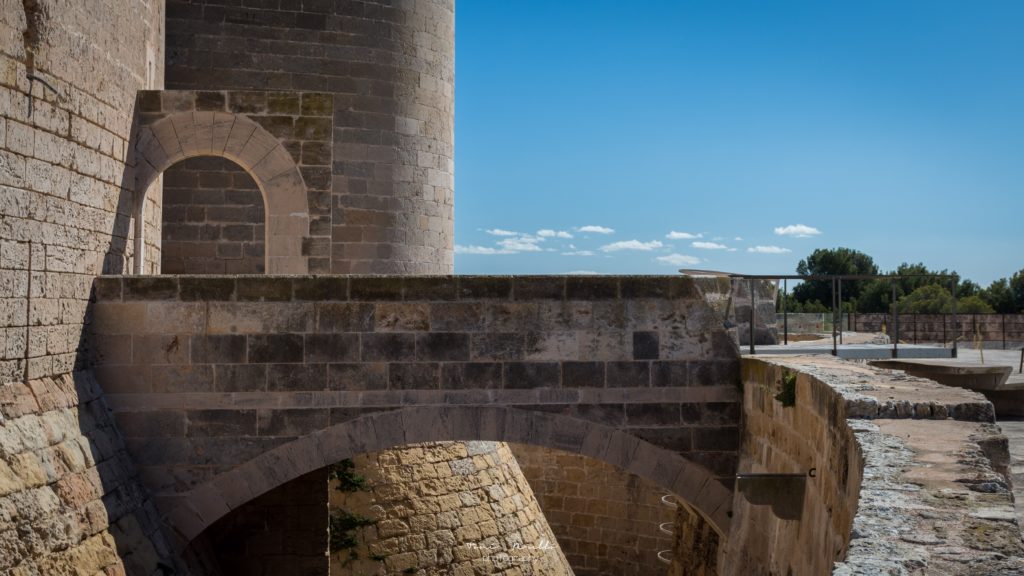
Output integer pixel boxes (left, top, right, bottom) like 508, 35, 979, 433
1011, 269, 1024, 312
898, 284, 994, 314
793, 248, 879, 307
982, 278, 1015, 313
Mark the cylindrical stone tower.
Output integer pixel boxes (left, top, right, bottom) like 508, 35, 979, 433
165, 0, 454, 274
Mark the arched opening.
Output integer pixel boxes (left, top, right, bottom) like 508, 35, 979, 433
163, 406, 731, 572
131, 111, 311, 275
181, 435, 724, 576
160, 156, 266, 274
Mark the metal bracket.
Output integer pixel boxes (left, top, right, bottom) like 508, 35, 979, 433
735, 469, 815, 521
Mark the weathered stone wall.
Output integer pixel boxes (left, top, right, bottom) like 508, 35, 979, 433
0, 0, 164, 382
510, 443, 674, 575
690, 276, 777, 346
185, 469, 328, 576
666, 499, 719, 576
161, 157, 265, 275
723, 356, 1024, 575
165, 0, 455, 274
329, 441, 573, 575
87, 274, 740, 545
0, 372, 175, 574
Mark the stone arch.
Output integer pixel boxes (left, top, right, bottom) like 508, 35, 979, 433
163, 406, 732, 548
131, 111, 309, 274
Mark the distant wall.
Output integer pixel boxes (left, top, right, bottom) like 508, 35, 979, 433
510, 443, 674, 575
850, 312, 1024, 345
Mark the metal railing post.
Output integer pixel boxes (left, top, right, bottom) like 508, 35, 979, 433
783, 278, 788, 345
749, 278, 756, 355
891, 280, 899, 358
832, 278, 838, 356
838, 278, 843, 344
951, 277, 958, 358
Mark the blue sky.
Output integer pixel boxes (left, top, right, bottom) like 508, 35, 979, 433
452, 1, 1024, 286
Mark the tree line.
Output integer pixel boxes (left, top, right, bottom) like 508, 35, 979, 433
779, 248, 1024, 315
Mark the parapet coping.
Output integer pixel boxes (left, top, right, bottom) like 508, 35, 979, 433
746, 356, 1023, 574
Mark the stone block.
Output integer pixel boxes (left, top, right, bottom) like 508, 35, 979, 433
317, 303, 374, 332
327, 362, 387, 391
375, 302, 429, 331
123, 277, 178, 300
361, 333, 414, 361
632, 331, 660, 360
504, 362, 559, 389
186, 409, 257, 437
389, 363, 440, 390
350, 276, 403, 300
304, 333, 359, 363
562, 362, 604, 388
471, 333, 524, 361
247, 334, 304, 363
626, 403, 680, 426
215, 364, 268, 393
458, 277, 512, 300
293, 277, 347, 301
607, 361, 650, 388
191, 335, 246, 364
416, 333, 469, 361
440, 363, 502, 390
404, 276, 458, 301
567, 277, 618, 300
267, 363, 327, 392
236, 278, 293, 301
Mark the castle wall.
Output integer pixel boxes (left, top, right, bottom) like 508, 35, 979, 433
0, 0, 164, 382
165, 0, 455, 274
0, 1, 177, 573
328, 441, 573, 575
0, 372, 175, 574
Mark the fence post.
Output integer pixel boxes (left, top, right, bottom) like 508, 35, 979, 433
783, 278, 788, 346
749, 278, 755, 355
1003, 314, 1007, 350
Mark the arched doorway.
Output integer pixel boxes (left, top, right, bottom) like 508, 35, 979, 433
131, 111, 310, 274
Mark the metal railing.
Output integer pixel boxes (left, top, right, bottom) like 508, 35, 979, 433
726, 273, 960, 358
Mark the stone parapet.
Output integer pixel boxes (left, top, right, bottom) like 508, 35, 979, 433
721, 355, 1023, 575
86, 274, 742, 544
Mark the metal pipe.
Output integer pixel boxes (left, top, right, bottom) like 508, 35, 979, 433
951, 277, 958, 358
838, 278, 843, 345
783, 278, 788, 345
892, 281, 898, 358
749, 278, 756, 355
831, 278, 837, 356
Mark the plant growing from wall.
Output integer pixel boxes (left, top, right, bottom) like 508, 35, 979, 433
775, 370, 797, 407
327, 459, 385, 567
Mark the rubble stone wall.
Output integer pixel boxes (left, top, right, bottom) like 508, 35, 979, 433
0, 372, 175, 574
329, 441, 573, 575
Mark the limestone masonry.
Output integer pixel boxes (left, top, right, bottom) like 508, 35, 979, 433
1, 1, 1021, 575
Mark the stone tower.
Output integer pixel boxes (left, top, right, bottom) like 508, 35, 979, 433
164, 0, 454, 274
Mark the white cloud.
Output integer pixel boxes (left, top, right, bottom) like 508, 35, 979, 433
537, 229, 573, 239
774, 224, 821, 237
566, 270, 600, 275
748, 245, 792, 254
497, 237, 544, 252
600, 239, 664, 252
656, 253, 701, 266
486, 228, 519, 236
455, 245, 513, 255
562, 250, 596, 257
692, 241, 728, 250
734, 237, 743, 241
666, 231, 702, 240
577, 225, 615, 234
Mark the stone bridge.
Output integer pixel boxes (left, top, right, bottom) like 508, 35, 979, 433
88, 274, 742, 548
